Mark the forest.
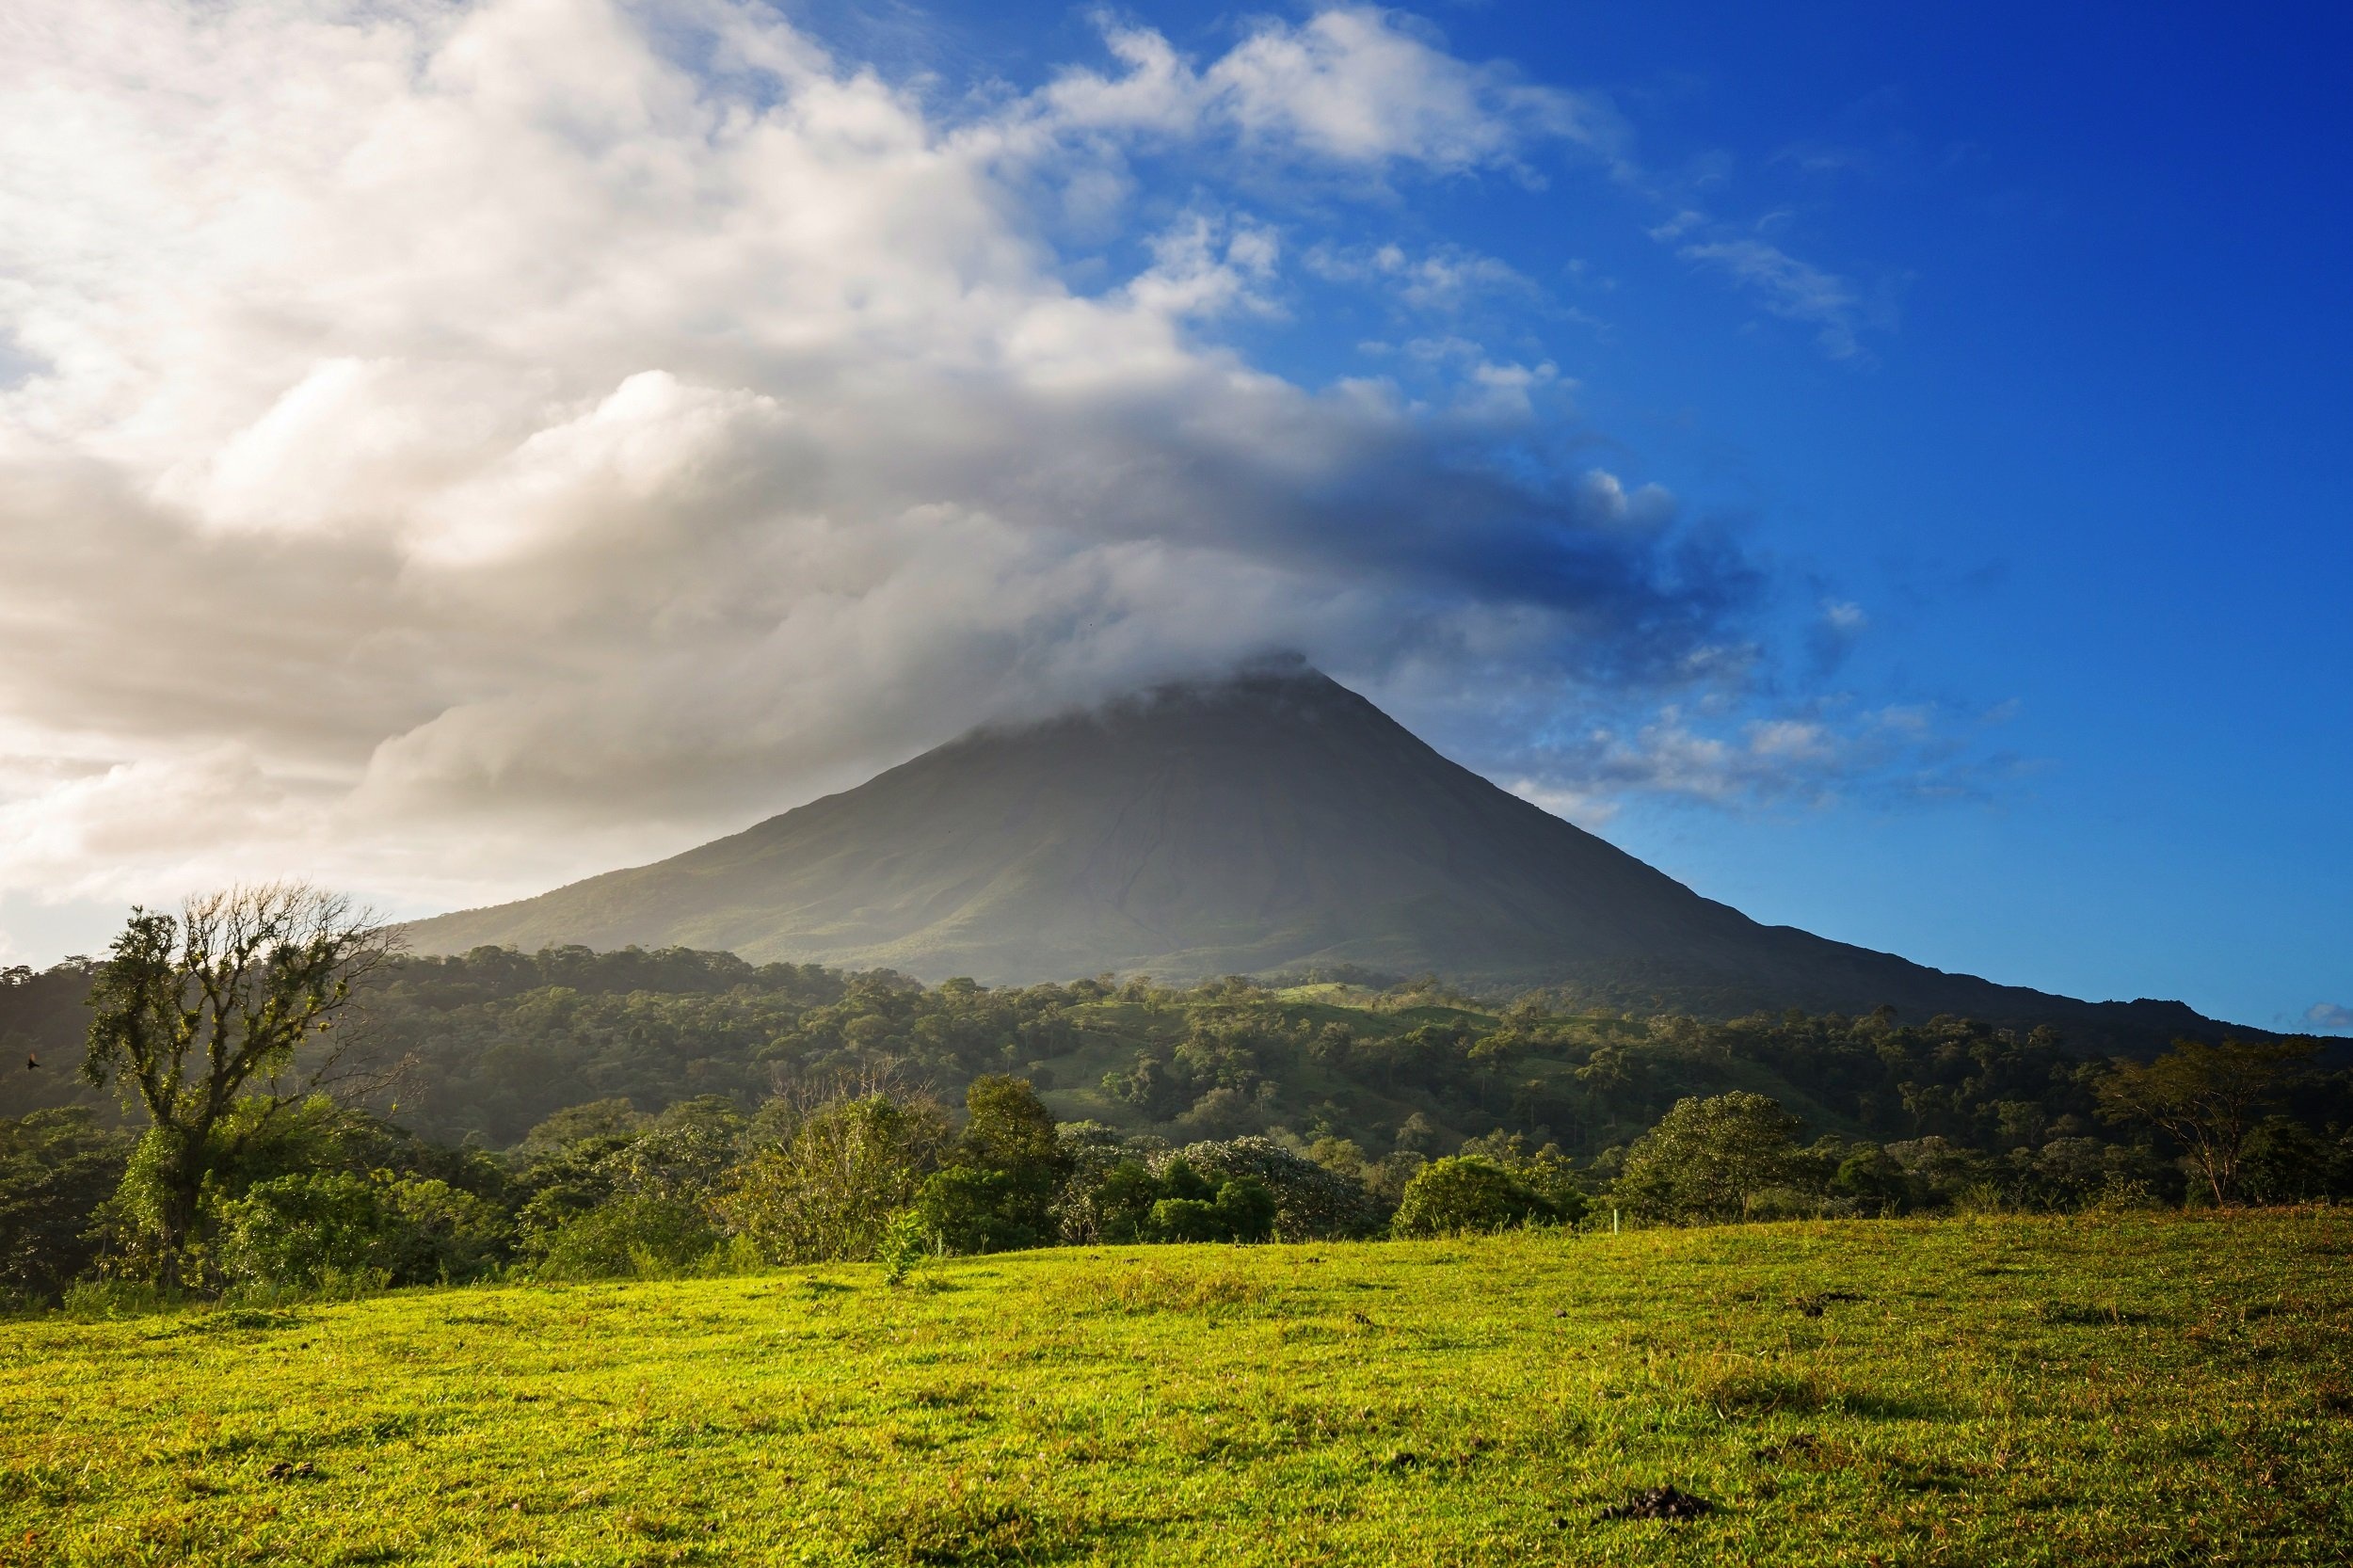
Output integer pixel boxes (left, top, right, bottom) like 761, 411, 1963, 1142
5, 934, 2348, 1306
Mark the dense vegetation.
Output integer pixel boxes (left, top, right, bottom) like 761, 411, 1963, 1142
5, 941, 2347, 1306
7, 1213, 2349, 1565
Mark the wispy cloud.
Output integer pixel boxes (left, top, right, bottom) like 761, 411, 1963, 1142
2303, 1002, 2353, 1033
1678, 238, 1881, 361
1304, 241, 1541, 313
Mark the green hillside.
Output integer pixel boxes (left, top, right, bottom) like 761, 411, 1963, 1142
8, 1213, 2348, 1565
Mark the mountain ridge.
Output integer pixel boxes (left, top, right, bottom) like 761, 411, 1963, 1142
404, 667, 2232, 1045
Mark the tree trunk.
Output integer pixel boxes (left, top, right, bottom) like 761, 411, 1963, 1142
151, 1130, 207, 1289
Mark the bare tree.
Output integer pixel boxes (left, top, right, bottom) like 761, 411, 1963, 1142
81, 884, 397, 1282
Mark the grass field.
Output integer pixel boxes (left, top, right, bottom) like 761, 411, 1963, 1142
5, 1211, 2350, 1566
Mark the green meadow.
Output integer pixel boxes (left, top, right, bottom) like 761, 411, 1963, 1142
6, 1211, 2349, 1567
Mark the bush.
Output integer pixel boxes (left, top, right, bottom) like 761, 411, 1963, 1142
1881, 1136, 2001, 1212
1149, 1176, 1277, 1243
1090, 1160, 1174, 1244
1391, 1156, 1559, 1237
376, 1176, 512, 1281
532, 1192, 719, 1280
215, 1169, 512, 1289
1050, 1122, 1164, 1243
214, 1172, 385, 1288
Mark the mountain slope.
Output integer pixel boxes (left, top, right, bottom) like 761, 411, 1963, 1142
405, 668, 2222, 1037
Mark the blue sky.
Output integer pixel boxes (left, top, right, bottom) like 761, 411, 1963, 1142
929, 0, 2353, 1029
0, 1, 2343, 1032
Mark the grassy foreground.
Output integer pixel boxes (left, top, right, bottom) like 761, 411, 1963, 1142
5, 1213, 2350, 1566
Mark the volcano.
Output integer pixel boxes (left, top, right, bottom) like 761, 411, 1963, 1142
404, 666, 2221, 1040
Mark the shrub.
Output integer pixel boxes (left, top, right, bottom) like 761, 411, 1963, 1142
216, 1169, 511, 1289
534, 1192, 724, 1280
875, 1208, 930, 1286
1050, 1123, 1166, 1243
1080, 1157, 1276, 1244
376, 1176, 511, 1282
1832, 1144, 1909, 1214
1089, 1160, 1173, 1244
1882, 1136, 2001, 1212
1391, 1156, 1559, 1237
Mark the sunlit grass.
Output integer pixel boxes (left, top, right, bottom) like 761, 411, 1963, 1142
5, 1210, 2349, 1565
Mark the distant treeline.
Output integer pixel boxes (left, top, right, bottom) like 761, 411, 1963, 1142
5, 944, 2348, 1305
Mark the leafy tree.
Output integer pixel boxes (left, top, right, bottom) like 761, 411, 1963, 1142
1390, 1156, 1558, 1237
1455, 1130, 1590, 1224
519, 1099, 642, 1160
1048, 1121, 1165, 1244
0, 1109, 132, 1300
718, 1085, 952, 1263
1080, 1157, 1276, 1243
1880, 1136, 2003, 1211
913, 1077, 1070, 1254
214, 1169, 509, 1290
1164, 1136, 1384, 1240
2235, 1115, 2345, 1205
913, 1167, 1035, 1254
1830, 1144, 1909, 1214
508, 1096, 744, 1279
1089, 1160, 1174, 1244
1142, 1157, 1275, 1243
80, 886, 393, 1282
2095, 1038, 2314, 1207
958, 1078, 1067, 1192
1613, 1092, 1808, 1224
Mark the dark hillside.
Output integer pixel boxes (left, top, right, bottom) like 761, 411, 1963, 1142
406, 667, 2232, 1041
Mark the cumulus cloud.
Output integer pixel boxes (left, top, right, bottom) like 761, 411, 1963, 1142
2304, 1002, 2353, 1033
0, 0, 1942, 936
1032, 8, 1624, 174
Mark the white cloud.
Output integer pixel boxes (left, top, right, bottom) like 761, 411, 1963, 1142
0, 0, 1753, 932
1036, 8, 1624, 174
1679, 237, 1879, 361
1304, 241, 1538, 313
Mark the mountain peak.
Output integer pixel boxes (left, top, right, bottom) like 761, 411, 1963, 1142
406, 669, 2228, 1045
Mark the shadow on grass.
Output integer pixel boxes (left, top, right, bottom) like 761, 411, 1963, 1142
857, 1492, 1096, 1565
2038, 1300, 2154, 1327
1694, 1369, 1946, 1422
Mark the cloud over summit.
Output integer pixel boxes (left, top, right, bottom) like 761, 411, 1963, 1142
0, 1, 1909, 924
